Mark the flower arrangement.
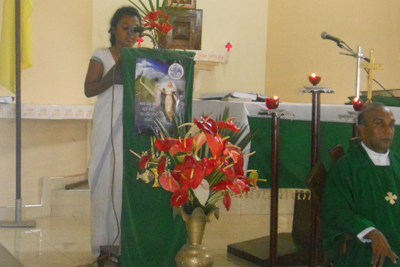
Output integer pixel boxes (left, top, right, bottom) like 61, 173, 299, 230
131, 110, 263, 215
143, 9, 173, 36
128, 0, 183, 44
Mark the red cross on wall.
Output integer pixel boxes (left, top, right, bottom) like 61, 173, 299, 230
225, 42, 232, 51
137, 36, 143, 47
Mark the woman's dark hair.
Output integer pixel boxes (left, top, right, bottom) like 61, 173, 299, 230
109, 6, 141, 46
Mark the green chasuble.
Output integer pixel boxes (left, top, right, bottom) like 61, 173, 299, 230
322, 143, 400, 266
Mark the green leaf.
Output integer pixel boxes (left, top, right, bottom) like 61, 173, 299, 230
127, 0, 147, 16
153, 118, 171, 138
137, 0, 151, 13
148, 0, 155, 11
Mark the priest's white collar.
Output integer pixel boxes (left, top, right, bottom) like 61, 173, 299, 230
361, 142, 390, 166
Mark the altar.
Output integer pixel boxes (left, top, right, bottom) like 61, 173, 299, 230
193, 99, 400, 190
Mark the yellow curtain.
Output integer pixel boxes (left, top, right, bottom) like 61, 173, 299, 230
0, 0, 33, 94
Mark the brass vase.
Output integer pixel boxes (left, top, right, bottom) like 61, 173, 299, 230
175, 206, 219, 267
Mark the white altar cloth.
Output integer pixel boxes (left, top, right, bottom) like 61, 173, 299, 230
193, 100, 400, 124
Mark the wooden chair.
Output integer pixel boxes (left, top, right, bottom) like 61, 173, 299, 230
307, 143, 359, 265
349, 136, 361, 145
306, 162, 327, 208
328, 144, 344, 164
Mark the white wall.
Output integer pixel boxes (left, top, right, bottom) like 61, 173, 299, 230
92, 0, 269, 98
266, 0, 400, 104
0, 0, 93, 206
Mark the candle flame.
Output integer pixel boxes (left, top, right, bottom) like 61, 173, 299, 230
273, 96, 279, 100
311, 73, 316, 78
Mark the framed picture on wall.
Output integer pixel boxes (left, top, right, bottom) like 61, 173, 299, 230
168, 0, 196, 9
158, 9, 202, 50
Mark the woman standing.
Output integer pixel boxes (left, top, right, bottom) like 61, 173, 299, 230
84, 6, 141, 255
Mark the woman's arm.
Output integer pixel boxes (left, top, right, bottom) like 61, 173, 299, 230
84, 59, 123, 98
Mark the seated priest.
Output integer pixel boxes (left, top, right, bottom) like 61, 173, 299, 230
322, 102, 400, 267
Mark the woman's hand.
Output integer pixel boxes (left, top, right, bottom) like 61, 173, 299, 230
84, 58, 123, 98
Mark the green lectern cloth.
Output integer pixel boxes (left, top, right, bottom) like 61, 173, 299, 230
247, 117, 400, 189
121, 48, 195, 267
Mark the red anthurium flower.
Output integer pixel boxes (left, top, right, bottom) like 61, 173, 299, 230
223, 192, 231, 211
233, 155, 244, 176
194, 116, 218, 136
155, 137, 176, 151
144, 21, 161, 30
210, 180, 230, 191
201, 157, 218, 176
158, 22, 173, 34
172, 156, 193, 181
161, 12, 169, 21
217, 120, 241, 132
139, 154, 152, 169
144, 10, 162, 21
227, 179, 247, 194
169, 137, 194, 156
180, 164, 205, 190
205, 133, 225, 158
173, 156, 205, 190
182, 155, 196, 169
169, 145, 180, 156
223, 144, 242, 163
171, 188, 189, 206
194, 133, 207, 152
210, 178, 247, 194
220, 165, 234, 178
220, 164, 245, 179
157, 156, 166, 175
236, 179, 250, 193
177, 137, 194, 153
159, 172, 180, 192
172, 162, 183, 180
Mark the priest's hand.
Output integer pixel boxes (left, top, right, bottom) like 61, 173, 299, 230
366, 229, 399, 267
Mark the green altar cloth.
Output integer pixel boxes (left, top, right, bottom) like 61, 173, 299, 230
121, 48, 195, 267
248, 117, 400, 189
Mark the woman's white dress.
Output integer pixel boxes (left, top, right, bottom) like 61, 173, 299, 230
88, 48, 124, 255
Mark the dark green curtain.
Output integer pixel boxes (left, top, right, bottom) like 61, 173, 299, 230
121, 48, 195, 267
248, 117, 400, 189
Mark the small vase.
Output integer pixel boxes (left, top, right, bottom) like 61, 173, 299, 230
175, 207, 218, 267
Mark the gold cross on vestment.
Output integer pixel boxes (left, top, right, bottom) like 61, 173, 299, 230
360, 50, 384, 102
385, 192, 397, 205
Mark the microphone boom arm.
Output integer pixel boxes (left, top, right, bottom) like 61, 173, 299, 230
140, 33, 159, 49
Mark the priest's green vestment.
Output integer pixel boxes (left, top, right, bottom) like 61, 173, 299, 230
322, 143, 400, 266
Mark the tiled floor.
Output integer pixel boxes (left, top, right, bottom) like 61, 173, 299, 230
0, 214, 293, 267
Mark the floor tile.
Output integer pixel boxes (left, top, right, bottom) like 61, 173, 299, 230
0, 214, 294, 267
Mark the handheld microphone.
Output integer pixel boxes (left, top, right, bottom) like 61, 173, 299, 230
321, 32, 342, 44
129, 26, 150, 35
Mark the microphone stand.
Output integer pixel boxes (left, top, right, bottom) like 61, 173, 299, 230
140, 33, 159, 49
336, 42, 368, 100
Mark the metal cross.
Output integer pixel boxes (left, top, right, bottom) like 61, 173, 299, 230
360, 50, 384, 102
